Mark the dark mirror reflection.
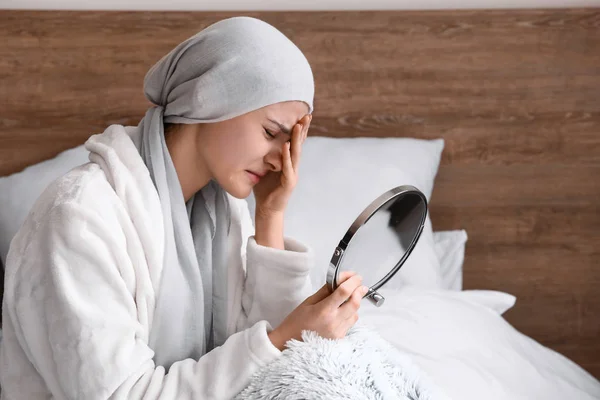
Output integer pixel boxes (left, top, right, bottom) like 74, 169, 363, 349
337, 193, 425, 289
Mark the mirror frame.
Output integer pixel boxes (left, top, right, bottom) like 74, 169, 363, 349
325, 185, 428, 306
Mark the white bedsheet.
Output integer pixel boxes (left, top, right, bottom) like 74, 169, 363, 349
358, 287, 600, 400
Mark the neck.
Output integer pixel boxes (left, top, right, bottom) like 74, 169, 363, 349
164, 124, 211, 202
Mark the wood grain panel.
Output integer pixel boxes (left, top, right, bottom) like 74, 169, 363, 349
1, 9, 599, 174
430, 205, 600, 252
0, 9, 599, 378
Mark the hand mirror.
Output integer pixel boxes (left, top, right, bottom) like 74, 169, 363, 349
325, 185, 428, 307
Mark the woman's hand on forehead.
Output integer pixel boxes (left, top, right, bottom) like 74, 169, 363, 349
252, 113, 312, 217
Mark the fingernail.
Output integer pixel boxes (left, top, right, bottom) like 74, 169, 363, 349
361, 286, 369, 294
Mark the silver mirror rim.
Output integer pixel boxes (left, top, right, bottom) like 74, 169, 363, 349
326, 185, 428, 293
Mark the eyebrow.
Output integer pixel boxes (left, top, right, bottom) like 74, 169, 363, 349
267, 118, 292, 135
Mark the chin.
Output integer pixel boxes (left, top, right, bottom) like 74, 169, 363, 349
218, 180, 252, 200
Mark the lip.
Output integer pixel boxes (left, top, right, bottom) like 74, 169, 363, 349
246, 170, 262, 183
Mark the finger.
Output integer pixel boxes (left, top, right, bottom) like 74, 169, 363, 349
332, 310, 360, 339
303, 115, 312, 142
327, 274, 363, 309
290, 123, 303, 171
299, 115, 310, 137
338, 284, 367, 319
337, 270, 358, 284
305, 282, 333, 305
281, 141, 293, 183
341, 312, 360, 335
299, 114, 310, 126
302, 122, 309, 143
306, 271, 356, 306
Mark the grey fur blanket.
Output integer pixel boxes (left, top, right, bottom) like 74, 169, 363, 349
235, 324, 450, 400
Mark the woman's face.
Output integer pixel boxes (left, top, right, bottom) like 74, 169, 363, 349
195, 101, 310, 199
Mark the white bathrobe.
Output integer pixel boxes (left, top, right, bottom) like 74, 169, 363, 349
0, 125, 315, 400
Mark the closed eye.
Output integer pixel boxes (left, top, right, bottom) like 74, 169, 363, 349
264, 128, 276, 139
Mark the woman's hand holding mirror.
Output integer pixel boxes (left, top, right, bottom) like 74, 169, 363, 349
267, 271, 367, 351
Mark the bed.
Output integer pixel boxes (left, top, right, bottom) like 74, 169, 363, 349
0, 7, 599, 393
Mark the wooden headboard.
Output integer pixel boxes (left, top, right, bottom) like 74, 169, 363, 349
1, 9, 599, 377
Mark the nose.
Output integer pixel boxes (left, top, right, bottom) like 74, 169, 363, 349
264, 145, 284, 172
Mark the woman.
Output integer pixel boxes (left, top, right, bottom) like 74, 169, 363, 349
0, 16, 367, 399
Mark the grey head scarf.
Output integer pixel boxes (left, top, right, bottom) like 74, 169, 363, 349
137, 16, 314, 370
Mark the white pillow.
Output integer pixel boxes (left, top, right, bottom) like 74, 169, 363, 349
247, 136, 445, 291
0, 145, 89, 266
359, 287, 600, 400
433, 230, 468, 291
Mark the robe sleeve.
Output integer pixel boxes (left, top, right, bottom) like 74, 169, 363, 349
234, 199, 315, 332
0, 202, 281, 400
